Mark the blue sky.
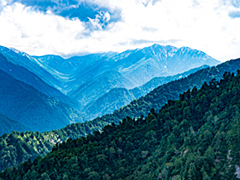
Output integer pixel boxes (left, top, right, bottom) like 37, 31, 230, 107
0, 0, 240, 61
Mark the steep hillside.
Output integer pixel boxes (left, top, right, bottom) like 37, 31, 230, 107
33, 52, 117, 79
69, 70, 133, 107
0, 54, 80, 109
112, 58, 240, 119
83, 65, 209, 119
115, 44, 219, 86
1, 70, 240, 179
67, 44, 220, 95
0, 69, 84, 132
0, 44, 220, 120
0, 114, 115, 172
0, 58, 239, 173
0, 46, 61, 90
0, 114, 31, 135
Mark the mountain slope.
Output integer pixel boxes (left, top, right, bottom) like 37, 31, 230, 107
0, 46, 62, 91
1, 69, 240, 179
83, 65, 209, 119
0, 54, 80, 109
69, 70, 133, 107
11, 44, 219, 96
0, 58, 239, 173
69, 44, 220, 92
67, 44, 219, 114
0, 44, 220, 119
33, 52, 117, 79
166, 46, 219, 73
0, 69, 84, 132
0, 113, 32, 135
113, 44, 219, 86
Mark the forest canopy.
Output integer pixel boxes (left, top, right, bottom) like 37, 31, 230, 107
1, 70, 240, 179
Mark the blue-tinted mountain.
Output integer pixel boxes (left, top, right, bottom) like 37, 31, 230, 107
32, 44, 220, 94
0, 58, 239, 173
3, 44, 219, 96
36, 44, 219, 111
83, 65, 210, 119
0, 54, 80, 109
102, 44, 219, 86
69, 45, 219, 106
33, 52, 117, 93
2, 60, 240, 179
0, 69, 84, 132
0, 113, 32, 135
69, 70, 133, 107
0, 46, 61, 90
1, 44, 220, 121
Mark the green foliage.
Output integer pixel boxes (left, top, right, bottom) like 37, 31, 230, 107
1, 58, 240, 175
1, 71, 240, 179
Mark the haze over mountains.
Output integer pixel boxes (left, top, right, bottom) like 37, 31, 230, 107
0, 44, 220, 133
83, 65, 209, 120
1, 56, 240, 176
0, 69, 84, 132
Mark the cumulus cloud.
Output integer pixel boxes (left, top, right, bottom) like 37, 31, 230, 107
3, 0, 121, 24
0, 0, 240, 61
228, 10, 240, 18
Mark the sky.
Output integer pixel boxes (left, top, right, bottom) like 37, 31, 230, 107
0, 0, 240, 61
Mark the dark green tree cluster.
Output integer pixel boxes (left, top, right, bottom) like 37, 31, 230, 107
0, 115, 117, 172
0, 58, 240, 173
113, 58, 240, 119
1, 71, 240, 179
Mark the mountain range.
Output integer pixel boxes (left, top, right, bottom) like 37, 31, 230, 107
1, 58, 240, 179
33, 44, 219, 102
0, 69, 84, 132
0, 56, 239, 172
0, 44, 220, 133
83, 65, 209, 120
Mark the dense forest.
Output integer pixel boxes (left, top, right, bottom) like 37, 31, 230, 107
0, 58, 240, 173
1, 70, 240, 179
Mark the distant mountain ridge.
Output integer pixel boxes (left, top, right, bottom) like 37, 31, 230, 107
0, 44, 220, 131
83, 65, 210, 120
26, 44, 220, 92
0, 113, 32, 135
31, 44, 220, 112
1, 59, 240, 179
0, 54, 80, 109
0, 58, 239, 172
0, 46, 61, 90
0, 69, 84, 132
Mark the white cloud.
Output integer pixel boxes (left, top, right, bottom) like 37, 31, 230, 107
0, 0, 240, 61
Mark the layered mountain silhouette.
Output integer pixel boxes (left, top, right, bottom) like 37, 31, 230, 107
0, 56, 239, 172
0, 44, 220, 133
29, 44, 220, 113
0, 54, 80, 109
0, 113, 31, 135
1, 58, 240, 179
0, 69, 84, 132
83, 65, 210, 119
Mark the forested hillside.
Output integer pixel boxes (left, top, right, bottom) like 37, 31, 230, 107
0, 115, 116, 172
1, 70, 240, 179
0, 58, 239, 172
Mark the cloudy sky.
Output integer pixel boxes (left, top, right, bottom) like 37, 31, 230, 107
0, 0, 240, 61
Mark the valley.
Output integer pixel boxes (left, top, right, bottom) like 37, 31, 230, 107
1, 44, 240, 179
